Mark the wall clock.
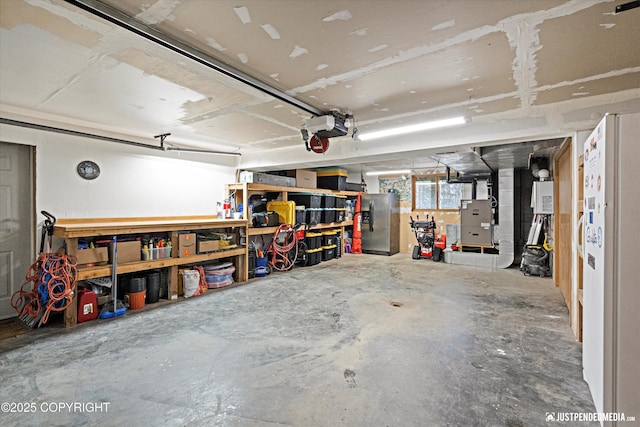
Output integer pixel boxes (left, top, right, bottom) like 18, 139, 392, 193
76, 160, 101, 180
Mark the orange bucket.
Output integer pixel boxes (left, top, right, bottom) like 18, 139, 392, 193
126, 290, 146, 310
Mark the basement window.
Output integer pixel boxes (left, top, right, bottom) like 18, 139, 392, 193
412, 175, 464, 211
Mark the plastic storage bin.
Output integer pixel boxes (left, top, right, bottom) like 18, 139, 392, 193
267, 201, 296, 225
305, 208, 322, 225
322, 230, 338, 246
316, 168, 347, 190
305, 232, 322, 250
289, 193, 322, 209
295, 207, 305, 225
321, 194, 336, 208
305, 248, 322, 266
321, 208, 336, 224
322, 245, 337, 261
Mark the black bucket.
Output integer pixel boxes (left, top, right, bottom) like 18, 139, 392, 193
146, 271, 160, 303
128, 276, 146, 293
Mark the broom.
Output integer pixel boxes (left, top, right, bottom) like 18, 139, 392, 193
99, 236, 126, 319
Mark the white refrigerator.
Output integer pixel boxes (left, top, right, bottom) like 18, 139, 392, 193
581, 112, 640, 422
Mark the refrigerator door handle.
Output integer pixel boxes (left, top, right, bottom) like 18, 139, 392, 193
575, 214, 585, 259
369, 200, 374, 232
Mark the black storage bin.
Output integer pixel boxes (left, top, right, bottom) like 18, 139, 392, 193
335, 209, 346, 222
305, 209, 322, 225
335, 196, 346, 208
322, 245, 336, 261
335, 236, 342, 258
295, 208, 305, 225
289, 193, 322, 209
306, 248, 322, 266
321, 231, 337, 247
321, 194, 336, 208
317, 175, 347, 191
344, 182, 362, 191
321, 209, 336, 224
305, 232, 322, 250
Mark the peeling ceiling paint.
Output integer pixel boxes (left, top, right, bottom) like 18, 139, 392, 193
136, 0, 181, 25
233, 6, 251, 25
261, 24, 280, 40
322, 10, 352, 22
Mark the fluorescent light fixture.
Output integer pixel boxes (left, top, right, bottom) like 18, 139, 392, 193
366, 169, 412, 176
358, 116, 469, 141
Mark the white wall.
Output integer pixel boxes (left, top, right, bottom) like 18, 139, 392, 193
347, 172, 379, 193
0, 124, 238, 220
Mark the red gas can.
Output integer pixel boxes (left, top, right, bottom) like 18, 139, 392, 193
77, 288, 99, 323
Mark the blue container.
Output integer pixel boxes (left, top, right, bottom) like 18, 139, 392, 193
255, 257, 268, 277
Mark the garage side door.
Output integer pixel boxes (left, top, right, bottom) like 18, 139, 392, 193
0, 141, 33, 320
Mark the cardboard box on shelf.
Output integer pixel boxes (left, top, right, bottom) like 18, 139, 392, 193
178, 233, 197, 257
75, 247, 109, 266
288, 169, 317, 189
109, 240, 141, 264
197, 239, 220, 253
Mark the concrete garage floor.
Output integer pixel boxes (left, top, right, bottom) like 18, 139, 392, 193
0, 253, 596, 426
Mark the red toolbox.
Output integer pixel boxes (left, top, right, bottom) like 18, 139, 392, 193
77, 288, 99, 323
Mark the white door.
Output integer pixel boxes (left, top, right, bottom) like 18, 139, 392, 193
0, 141, 34, 320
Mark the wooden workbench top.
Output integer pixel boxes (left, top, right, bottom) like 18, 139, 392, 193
54, 216, 248, 238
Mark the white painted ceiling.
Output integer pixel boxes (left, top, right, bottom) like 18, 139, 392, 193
1, 0, 639, 175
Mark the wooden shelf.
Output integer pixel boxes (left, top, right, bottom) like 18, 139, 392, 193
76, 247, 246, 279
227, 182, 359, 197
53, 216, 248, 327
247, 220, 354, 236
55, 217, 247, 238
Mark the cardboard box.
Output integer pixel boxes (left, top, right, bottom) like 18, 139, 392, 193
109, 240, 141, 264
178, 233, 196, 257
197, 239, 220, 253
75, 247, 109, 266
288, 169, 317, 189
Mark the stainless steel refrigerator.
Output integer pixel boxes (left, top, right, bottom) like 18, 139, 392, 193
361, 193, 400, 255
581, 112, 640, 420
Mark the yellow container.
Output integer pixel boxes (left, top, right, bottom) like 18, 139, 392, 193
315, 168, 347, 177
267, 200, 296, 225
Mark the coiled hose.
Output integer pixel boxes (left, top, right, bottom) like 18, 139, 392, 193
269, 224, 298, 271
11, 253, 78, 327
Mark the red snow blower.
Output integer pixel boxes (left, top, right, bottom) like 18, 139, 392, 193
409, 214, 446, 261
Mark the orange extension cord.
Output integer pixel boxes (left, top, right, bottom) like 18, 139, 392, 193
10, 253, 78, 327
269, 224, 298, 272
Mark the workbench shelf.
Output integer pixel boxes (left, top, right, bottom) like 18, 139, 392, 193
53, 216, 248, 327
